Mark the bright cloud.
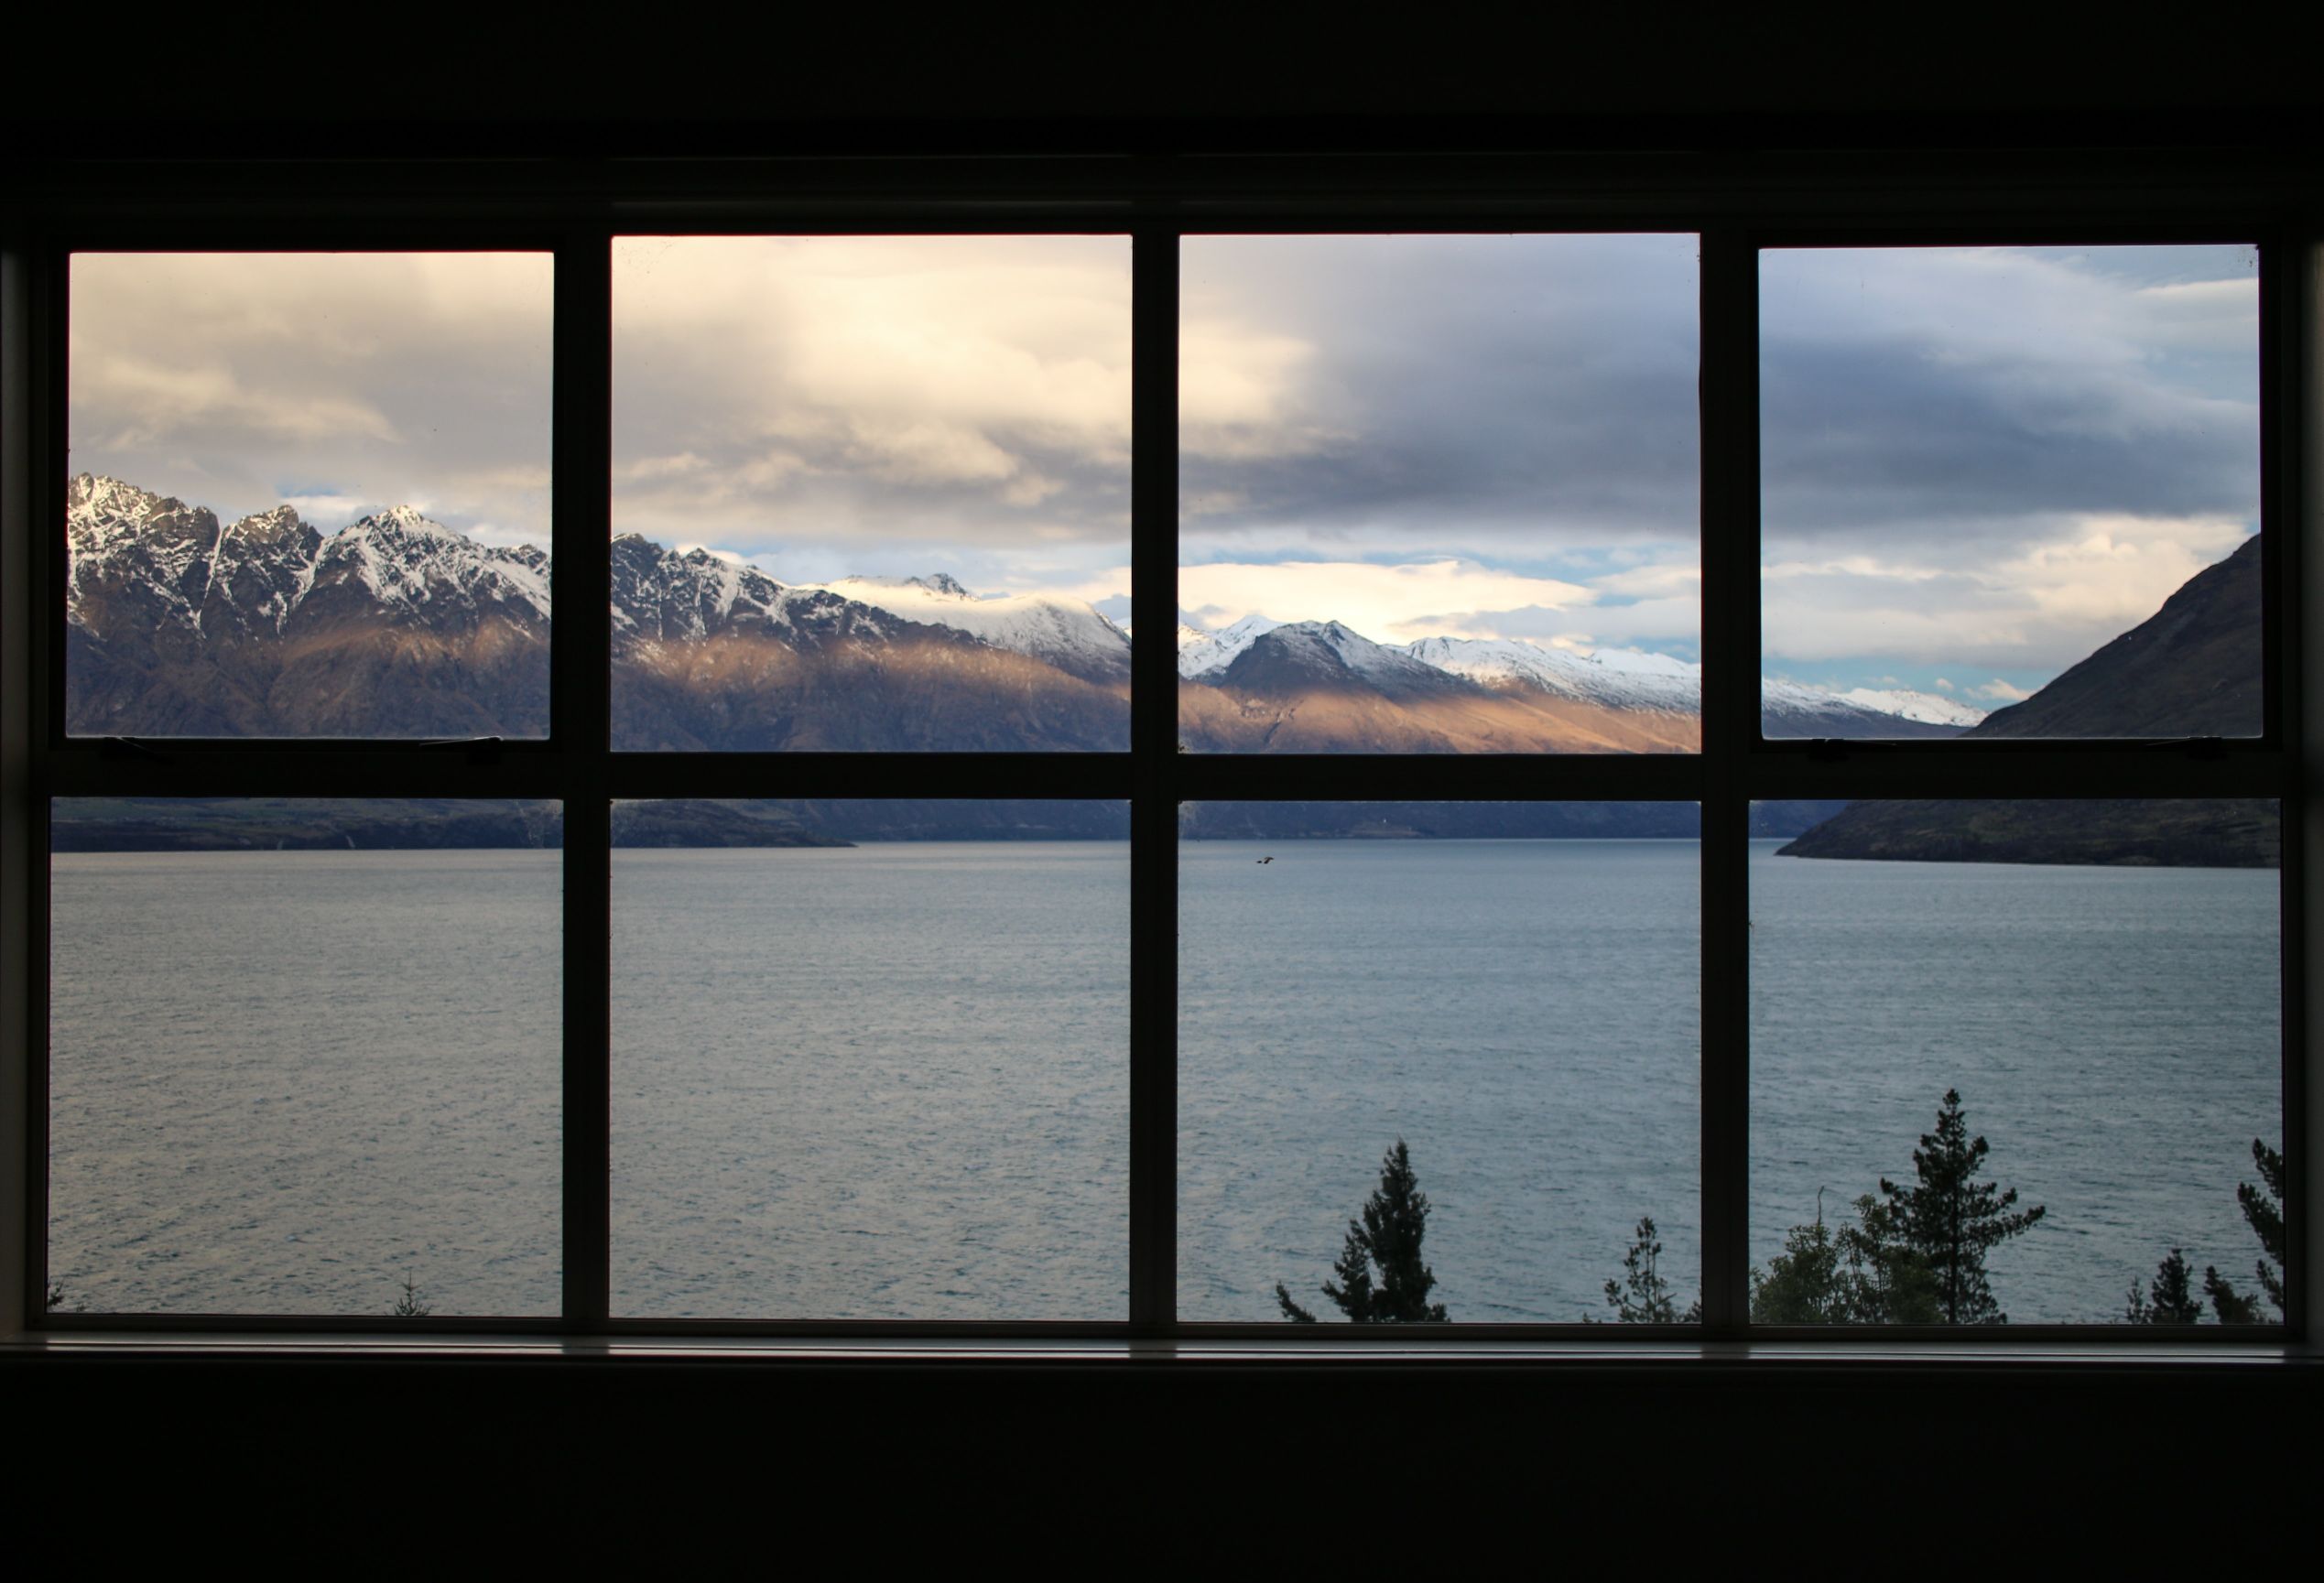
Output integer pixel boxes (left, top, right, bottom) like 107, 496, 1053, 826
1178, 558, 1595, 645
70, 252, 554, 542
612, 236, 1132, 551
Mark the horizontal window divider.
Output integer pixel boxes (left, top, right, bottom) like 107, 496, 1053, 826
1168, 754, 1710, 803
1739, 748, 2287, 802
28, 1316, 2299, 1347
603, 753, 1135, 802
14, 1334, 2314, 1372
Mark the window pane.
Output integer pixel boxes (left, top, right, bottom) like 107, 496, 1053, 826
67, 254, 553, 740
47, 799, 562, 1316
612, 801, 1128, 1317
1751, 800, 2282, 1325
1178, 234, 1701, 754
1179, 803, 1700, 1321
1760, 244, 2261, 739
611, 237, 1133, 751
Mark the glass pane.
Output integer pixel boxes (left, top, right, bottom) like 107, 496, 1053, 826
1760, 244, 2261, 739
611, 237, 1133, 751
612, 800, 1128, 1317
1177, 234, 1701, 754
1751, 800, 2282, 1325
1179, 803, 1700, 1321
67, 254, 553, 740
48, 799, 562, 1316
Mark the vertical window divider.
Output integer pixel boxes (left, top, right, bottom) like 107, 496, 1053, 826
1697, 229, 1758, 1336
555, 227, 614, 1332
2288, 227, 2320, 1341
1128, 220, 1180, 1335
0, 239, 34, 1334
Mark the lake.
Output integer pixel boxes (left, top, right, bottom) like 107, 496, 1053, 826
47, 840, 2282, 1323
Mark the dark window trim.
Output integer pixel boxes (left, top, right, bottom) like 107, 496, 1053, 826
3, 145, 2315, 1357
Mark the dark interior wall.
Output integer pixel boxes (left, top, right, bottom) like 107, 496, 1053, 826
12, 1351, 2316, 1545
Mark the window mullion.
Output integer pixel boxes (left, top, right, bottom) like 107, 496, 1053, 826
555, 228, 614, 1332
1698, 228, 1759, 1335
1127, 222, 1179, 1333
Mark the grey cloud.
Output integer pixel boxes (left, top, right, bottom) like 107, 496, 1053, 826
1179, 234, 1701, 548
1760, 337, 2259, 539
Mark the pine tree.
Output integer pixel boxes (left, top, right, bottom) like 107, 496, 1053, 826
1753, 1191, 1940, 1323
1833, 1193, 1942, 1323
392, 1274, 433, 1319
1276, 1139, 1449, 1322
2200, 1137, 2285, 1323
2201, 1267, 2263, 1325
2124, 1249, 2203, 1324
1878, 1090, 2045, 1324
1602, 1216, 1703, 1323
1751, 1200, 1848, 1323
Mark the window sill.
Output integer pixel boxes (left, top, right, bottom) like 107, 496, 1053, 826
5, 1330, 2317, 1371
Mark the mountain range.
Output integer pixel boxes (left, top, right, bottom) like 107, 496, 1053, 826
1174, 615, 1980, 752
66, 474, 1983, 749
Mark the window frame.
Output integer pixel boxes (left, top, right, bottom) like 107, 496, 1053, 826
3, 152, 2312, 1352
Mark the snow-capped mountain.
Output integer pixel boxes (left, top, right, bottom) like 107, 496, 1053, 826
1174, 613, 1983, 746
69, 474, 553, 640
1402, 635, 1700, 716
1176, 613, 1282, 678
1758, 677, 1976, 739
68, 474, 555, 738
67, 475, 1127, 748
1833, 687, 1989, 729
814, 574, 1131, 687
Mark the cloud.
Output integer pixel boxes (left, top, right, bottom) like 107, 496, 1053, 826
1178, 233, 1700, 548
69, 252, 554, 541
1972, 678, 2035, 700
1178, 558, 1596, 645
1762, 512, 2250, 673
1759, 245, 2258, 540
611, 236, 1132, 554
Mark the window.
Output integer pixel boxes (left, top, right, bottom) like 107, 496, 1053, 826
3, 163, 2308, 1350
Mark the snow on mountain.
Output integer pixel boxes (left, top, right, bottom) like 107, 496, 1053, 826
1835, 688, 1988, 729
69, 473, 554, 633
1759, 678, 1971, 738
1176, 613, 1282, 678
312, 505, 552, 621
1219, 620, 1480, 699
815, 574, 1131, 686
1402, 635, 1700, 714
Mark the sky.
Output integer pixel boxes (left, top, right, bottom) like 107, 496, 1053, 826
612, 235, 1133, 603
69, 239, 2260, 701
1759, 243, 2259, 701
69, 252, 554, 547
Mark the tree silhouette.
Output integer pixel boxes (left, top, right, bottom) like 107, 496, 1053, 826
2201, 1138, 2284, 1323
1751, 1189, 1938, 1324
1602, 1216, 1702, 1322
391, 1274, 433, 1318
2125, 1249, 2203, 1325
1276, 1139, 1449, 1322
1878, 1089, 2044, 1324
